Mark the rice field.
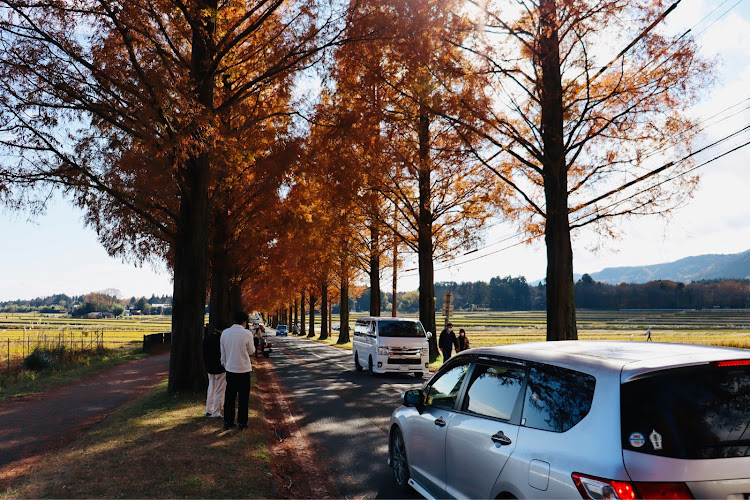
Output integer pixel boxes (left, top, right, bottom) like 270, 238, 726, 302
312, 309, 750, 350
0, 313, 174, 369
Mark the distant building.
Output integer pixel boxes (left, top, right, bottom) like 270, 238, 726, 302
86, 312, 115, 319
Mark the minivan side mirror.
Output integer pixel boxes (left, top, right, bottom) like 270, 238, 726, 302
426, 331, 433, 339
403, 389, 424, 410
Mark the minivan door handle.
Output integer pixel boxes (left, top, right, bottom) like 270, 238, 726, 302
434, 417, 447, 427
491, 431, 512, 445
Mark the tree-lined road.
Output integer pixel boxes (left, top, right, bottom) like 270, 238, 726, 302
268, 336, 422, 499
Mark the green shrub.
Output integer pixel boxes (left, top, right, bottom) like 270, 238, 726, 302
24, 348, 57, 371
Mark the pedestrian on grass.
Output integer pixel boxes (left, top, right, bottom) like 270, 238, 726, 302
221, 311, 255, 431
438, 323, 459, 361
457, 328, 471, 352
203, 323, 226, 419
646, 327, 652, 342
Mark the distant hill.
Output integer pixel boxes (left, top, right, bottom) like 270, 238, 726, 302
589, 249, 750, 284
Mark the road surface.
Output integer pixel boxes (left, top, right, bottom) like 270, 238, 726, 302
268, 335, 423, 499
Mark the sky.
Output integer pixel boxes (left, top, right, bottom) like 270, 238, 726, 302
1, 0, 749, 302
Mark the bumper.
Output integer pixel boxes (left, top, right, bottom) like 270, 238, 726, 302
372, 354, 429, 374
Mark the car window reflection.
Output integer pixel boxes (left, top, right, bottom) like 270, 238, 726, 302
427, 363, 471, 409
522, 364, 596, 433
463, 364, 525, 420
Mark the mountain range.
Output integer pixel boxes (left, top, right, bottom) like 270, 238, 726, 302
586, 249, 750, 284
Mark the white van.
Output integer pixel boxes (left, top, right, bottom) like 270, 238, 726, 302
352, 317, 431, 378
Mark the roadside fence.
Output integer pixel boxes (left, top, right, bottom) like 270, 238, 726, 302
2, 329, 140, 375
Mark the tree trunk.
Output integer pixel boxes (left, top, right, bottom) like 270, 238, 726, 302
539, 0, 577, 340
208, 215, 231, 336
369, 224, 381, 316
169, 1, 216, 392
392, 237, 398, 317
319, 282, 329, 340
170, 167, 210, 392
294, 299, 298, 330
300, 290, 306, 336
416, 105, 438, 360
338, 272, 350, 344
308, 294, 316, 337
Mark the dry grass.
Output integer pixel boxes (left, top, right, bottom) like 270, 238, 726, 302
0, 344, 146, 402
1, 379, 274, 499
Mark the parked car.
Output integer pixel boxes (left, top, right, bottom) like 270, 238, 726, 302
352, 317, 431, 378
275, 324, 288, 336
388, 341, 750, 499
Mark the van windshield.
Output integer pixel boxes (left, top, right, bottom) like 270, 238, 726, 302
621, 363, 750, 459
378, 321, 425, 338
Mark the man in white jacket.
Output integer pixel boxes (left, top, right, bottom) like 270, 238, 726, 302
220, 311, 255, 430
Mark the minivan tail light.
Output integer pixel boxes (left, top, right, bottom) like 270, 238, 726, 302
634, 481, 693, 499
573, 473, 636, 500
572, 473, 692, 500
715, 359, 750, 367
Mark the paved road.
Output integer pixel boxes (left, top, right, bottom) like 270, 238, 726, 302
269, 336, 423, 499
0, 352, 169, 469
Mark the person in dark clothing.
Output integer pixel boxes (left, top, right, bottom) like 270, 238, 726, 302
203, 324, 226, 418
457, 328, 470, 352
438, 323, 459, 361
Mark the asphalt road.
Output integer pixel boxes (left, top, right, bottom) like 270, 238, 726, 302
268, 335, 423, 499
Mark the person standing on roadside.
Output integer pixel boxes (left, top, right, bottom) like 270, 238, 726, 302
439, 323, 459, 361
221, 311, 255, 431
203, 323, 226, 419
457, 328, 471, 352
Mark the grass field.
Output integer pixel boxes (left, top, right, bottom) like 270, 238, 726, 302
0, 313, 174, 373
303, 309, 750, 349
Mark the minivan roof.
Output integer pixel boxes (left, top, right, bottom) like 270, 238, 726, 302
467, 341, 750, 381
355, 316, 420, 322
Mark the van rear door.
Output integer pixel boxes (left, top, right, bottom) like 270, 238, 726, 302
620, 362, 750, 497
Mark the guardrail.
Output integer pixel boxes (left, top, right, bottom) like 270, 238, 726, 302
143, 331, 172, 353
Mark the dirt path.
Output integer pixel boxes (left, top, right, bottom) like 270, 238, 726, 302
0, 352, 169, 485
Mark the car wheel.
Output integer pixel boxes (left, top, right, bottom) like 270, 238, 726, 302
390, 427, 411, 491
354, 352, 363, 372
368, 356, 374, 375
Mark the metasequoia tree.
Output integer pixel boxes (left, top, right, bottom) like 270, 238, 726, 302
439, 0, 712, 339
326, 0, 503, 359
0, 0, 346, 390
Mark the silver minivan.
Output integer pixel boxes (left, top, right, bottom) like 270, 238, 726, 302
352, 316, 431, 377
388, 341, 750, 499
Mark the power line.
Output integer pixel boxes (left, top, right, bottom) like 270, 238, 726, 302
400, 124, 750, 277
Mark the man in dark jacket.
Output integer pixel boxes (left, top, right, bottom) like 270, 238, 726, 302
438, 323, 459, 362
203, 324, 226, 418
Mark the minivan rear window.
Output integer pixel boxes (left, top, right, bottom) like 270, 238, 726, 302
378, 320, 425, 337
621, 363, 750, 459
522, 364, 596, 433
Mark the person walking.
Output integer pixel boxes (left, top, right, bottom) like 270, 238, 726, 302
457, 328, 471, 352
646, 327, 652, 342
221, 311, 255, 431
438, 323, 459, 362
203, 324, 226, 419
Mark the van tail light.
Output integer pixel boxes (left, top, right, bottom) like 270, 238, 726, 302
573, 473, 636, 499
573, 473, 692, 500
634, 482, 693, 499
714, 359, 750, 367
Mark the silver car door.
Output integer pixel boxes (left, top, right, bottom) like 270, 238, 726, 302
445, 360, 526, 499
406, 361, 471, 497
